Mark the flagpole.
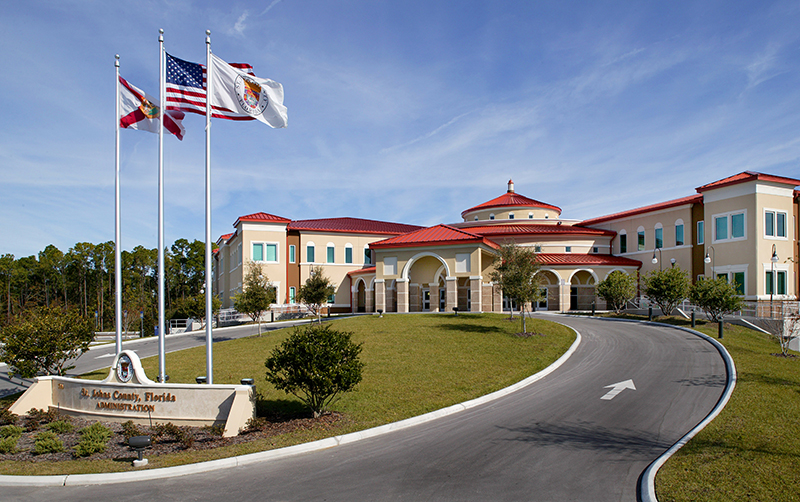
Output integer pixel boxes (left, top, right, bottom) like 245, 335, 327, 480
158, 29, 167, 383
204, 29, 214, 385
114, 55, 122, 356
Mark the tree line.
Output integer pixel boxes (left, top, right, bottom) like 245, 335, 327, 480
0, 239, 213, 335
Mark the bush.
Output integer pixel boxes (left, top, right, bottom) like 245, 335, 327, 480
74, 423, 111, 457
33, 431, 65, 454
0, 435, 19, 454
45, 419, 74, 434
23, 407, 63, 431
0, 425, 23, 439
0, 406, 15, 426
121, 420, 143, 440
152, 422, 194, 449
265, 324, 364, 418
202, 423, 225, 437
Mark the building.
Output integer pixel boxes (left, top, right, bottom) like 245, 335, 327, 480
213, 171, 799, 314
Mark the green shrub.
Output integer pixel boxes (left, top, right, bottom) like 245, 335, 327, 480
23, 407, 63, 431
33, 431, 65, 454
45, 420, 74, 434
152, 422, 194, 449
202, 423, 225, 437
0, 406, 15, 426
121, 420, 143, 440
73, 423, 112, 457
0, 435, 19, 454
0, 425, 23, 438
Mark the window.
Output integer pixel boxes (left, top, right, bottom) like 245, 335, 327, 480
655, 226, 663, 249
252, 243, 263, 262
528, 212, 534, 219
237, 243, 242, 266
638, 228, 645, 251
456, 253, 471, 273
765, 210, 787, 238
534, 245, 542, 253
676, 222, 684, 246
697, 221, 704, 245
327, 293, 336, 303
713, 211, 746, 242
384, 257, 397, 276
509, 213, 515, 220
765, 271, 785, 295
364, 247, 372, 265
732, 272, 745, 295
306, 242, 315, 263
327, 244, 335, 263
778, 271, 787, 295
289, 245, 296, 263
489, 214, 495, 220
620, 233, 627, 254
345, 245, 353, 264
766, 271, 774, 295
253, 243, 277, 263
592, 247, 599, 253
289, 287, 296, 304
565, 246, 572, 253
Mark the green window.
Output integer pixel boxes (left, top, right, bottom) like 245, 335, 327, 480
289, 245, 296, 263
327, 246, 335, 263
777, 213, 786, 238
265, 243, 277, 262
765, 212, 775, 236
345, 247, 353, 264
715, 216, 728, 240
638, 230, 645, 251
766, 271, 774, 295
655, 228, 663, 249
620, 234, 627, 253
732, 272, 745, 295
252, 243, 263, 262
307, 245, 315, 263
289, 287, 295, 304
676, 224, 684, 246
364, 248, 371, 265
731, 213, 744, 238
697, 221, 704, 245
778, 271, 787, 295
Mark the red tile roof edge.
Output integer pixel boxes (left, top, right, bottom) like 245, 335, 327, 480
461, 193, 562, 218
347, 266, 377, 276
536, 253, 643, 267
467, 224, 615, 237
696, 171, 800, 192
288, 217, 423, 235
579, 194, 702, 226
370, 224, 500, 250
234, 212, 292, 226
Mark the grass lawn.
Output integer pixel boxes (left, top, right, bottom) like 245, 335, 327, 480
653, 319, 800, 502
0, 313, 575, 475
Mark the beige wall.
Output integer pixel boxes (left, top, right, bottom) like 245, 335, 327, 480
463, 206, 561, 222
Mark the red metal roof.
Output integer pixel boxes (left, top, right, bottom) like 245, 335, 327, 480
461, 191, 562, 218
216, 233, 233, 245
370, 224, 500, 249
536, 253, 642, 267
234, 212, 291, 226
347, 266, 376, 277
466, 224, 615, 237
696, 171, 800, 192
288, 217, 423, 235
579, 194, 702, 226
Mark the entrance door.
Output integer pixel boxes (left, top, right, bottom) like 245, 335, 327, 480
536, 287, 548, 311
570, 286, 578, 310
439, 289, 446, 311
422, 289, 431, 311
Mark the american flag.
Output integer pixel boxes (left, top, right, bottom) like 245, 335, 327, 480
165, 53, 256, 121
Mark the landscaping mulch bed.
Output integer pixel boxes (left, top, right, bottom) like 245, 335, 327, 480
0, 410, 343, 464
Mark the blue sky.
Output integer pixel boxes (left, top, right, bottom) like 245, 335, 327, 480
2, 1, 800, 257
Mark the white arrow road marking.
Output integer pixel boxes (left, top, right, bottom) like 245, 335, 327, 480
95, 353, 115, 359
601, 379, 636, 400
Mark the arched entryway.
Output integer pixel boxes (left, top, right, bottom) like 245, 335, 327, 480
356, 279, 366, 312
569, 270, 598, 311
401, 252, 454, 313
536, 270, 561, 311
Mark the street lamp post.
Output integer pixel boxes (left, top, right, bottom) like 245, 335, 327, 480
651, 248, 663, 271
770, 244, 778, 318
704, 246, 716, 278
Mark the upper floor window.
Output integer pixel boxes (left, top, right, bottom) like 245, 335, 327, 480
565, 246, 572, 253
620, 232, 627, 254
675, 220, 684, 246
637, 227, 645, 251
364, 246, 372, 265
289, 245, 296, 263
306, 242, 315, 263
252, 242, 277, 263
765, 210, 787, 238
489, 213, 495, 220
534, 245, 542, 253
713, 211, 746, 243
508, 213, 515, 220
528, 212, 534, 219
655, 224, 663, 249
327, 244, 335, 263
697, 221, 704, 245
345, 244, 353, 264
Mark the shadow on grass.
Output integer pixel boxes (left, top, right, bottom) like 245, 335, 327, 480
255, 398, 312, 420
438, 324, 504, 334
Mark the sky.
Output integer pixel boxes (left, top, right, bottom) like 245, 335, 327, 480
2, 0, 800, 258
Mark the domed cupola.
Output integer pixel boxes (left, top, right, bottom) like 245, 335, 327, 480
461, 180, 562, 222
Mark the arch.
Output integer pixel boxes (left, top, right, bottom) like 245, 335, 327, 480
536, 269, 560, 285
654, 222, 663, 230
401, 252, 451, 279
602, 268, 632, 281
568, 268, 599, 285
675, 218, 684, 227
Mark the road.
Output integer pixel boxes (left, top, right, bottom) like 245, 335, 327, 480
0, 318, 319, 398
2, 315, 729, 501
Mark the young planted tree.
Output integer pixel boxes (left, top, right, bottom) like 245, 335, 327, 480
643, 266, 691, 317
297, 266, 336, 323
690, 276, 744, 322
596, 270, 637, 314
233, 261, 276, 334
489, 243, 543, 334
265, 324, 364, 418
0, 306, 94, 378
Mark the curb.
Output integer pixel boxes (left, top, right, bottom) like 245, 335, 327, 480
0, 326, 582, 487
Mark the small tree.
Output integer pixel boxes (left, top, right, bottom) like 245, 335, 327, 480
173, 293, 221, 327
265, 324, 364, 418
596, 270, 637, 314
760, 311, 800, 357
297, 266, 335, 323
643, 266, 690, 317
489, 243, 543, 334
690, 277, 744, 322
233, 261, 276, 334
0, 306, 93, 378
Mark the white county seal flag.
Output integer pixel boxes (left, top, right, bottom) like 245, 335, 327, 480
209, 53, 288, 129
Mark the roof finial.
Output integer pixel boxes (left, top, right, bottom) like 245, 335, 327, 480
507, 179, 515, 193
